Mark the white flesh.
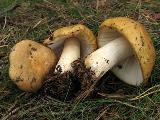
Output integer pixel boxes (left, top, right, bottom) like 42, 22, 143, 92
55, 38, 80, 73
111, 56, 143, 86
85, 37, 132, 78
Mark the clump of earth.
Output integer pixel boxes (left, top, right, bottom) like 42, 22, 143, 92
40, 59, 128, 101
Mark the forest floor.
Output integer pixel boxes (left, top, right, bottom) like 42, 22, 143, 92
0, 0, 160, 120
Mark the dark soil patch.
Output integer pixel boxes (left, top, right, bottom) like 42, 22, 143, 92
40, 65, 81, 101
40, 59, 126, 102
71, 59, 99, 101
72, 59, 127, 102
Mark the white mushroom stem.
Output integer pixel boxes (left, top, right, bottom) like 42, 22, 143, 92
85, 37, 133, 78
55, 38, 80, 73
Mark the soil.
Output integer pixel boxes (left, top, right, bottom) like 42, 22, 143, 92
71, 59, 99, 101
40, 59, 126, 102
72, 59, 126, 101
40, 65, 80, 101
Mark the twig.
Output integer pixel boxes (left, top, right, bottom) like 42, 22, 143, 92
130, 89, 160, 101
130, 84, 160, 101
96, 0, 99, 11
1, 107, 20, 120
0, 34, 10, 43
95, 107, 108, 120
1, 98, 35, 120
97, 92, 131, 99
75, 84, 95, 103
32, 18, 47, 29
2, 16, 7, 30
115, 100, 144, 111
0, 45, 8, 48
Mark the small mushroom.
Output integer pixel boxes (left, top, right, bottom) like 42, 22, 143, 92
43, 24, 97, 73
9, 40, 57, 92
85, 17, 156, 86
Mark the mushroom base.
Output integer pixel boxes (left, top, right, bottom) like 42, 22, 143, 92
40, 66, 80, 101
71, 59, 100, 101
40, 59, 132, 101
39, 59, 97, 101
73, 59, 136, 101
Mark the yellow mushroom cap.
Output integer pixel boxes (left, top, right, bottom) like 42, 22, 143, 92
9, 40, 57, 92
43, 24, 97, 58
98, 17, 156, 85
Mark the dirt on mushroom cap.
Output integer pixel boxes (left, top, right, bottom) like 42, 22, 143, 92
99, 17, 156, 83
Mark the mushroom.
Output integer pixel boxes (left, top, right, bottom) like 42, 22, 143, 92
85, 17, 156, 86
9, 40, 57, 92
43, 24, 97, 73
